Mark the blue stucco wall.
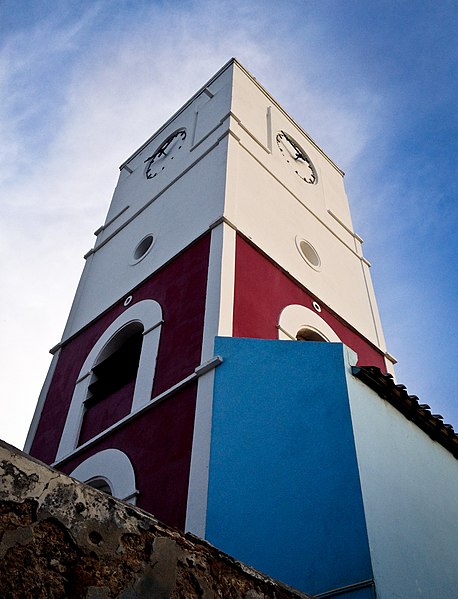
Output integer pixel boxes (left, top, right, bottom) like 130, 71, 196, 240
205, 338, 373, 597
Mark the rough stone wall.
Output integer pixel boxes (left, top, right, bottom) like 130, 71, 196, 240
0, 441, 311, 599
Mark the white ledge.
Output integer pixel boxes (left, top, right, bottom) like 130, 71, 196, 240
94, 205, 130, 236
384, 351, 397, 365
52, 355, 223, 468
327, 209, 363, 243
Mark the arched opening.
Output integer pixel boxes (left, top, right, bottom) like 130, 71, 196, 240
278, 304, 341, 343
296, 327, 328, 342
87, 322, 144, 404
56, 299, 163, 461
79, 322, 144, 445
69, 449, 138, 504
85, 477, 113, 496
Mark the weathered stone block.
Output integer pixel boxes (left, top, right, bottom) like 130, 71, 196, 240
0, 441, 311, 599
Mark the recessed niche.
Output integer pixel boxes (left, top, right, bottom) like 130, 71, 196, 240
132, 234, 154, 263
296, 237, 321, 270
86, 477, 113, 496
296, 327, 327, 342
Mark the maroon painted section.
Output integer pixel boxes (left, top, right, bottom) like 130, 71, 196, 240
29, 233, 211, 525
233, 235, 387, 371
61, 383, 197, 530
78, 380, 135, 445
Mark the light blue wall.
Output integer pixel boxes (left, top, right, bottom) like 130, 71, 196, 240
205, 338, 373, 597
347, 371, 458, 599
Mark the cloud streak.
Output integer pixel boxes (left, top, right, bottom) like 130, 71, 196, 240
1, 0, 456, 447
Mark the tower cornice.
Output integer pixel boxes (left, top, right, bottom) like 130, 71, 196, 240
120, 58, 344, 176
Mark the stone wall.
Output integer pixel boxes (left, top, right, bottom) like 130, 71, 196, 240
0, 441, 311, 599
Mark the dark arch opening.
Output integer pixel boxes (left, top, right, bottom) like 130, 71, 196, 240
78, 322, 144, 445
87, 322, 144, 403
296, 327, 327, 342
86, 477, 113, 496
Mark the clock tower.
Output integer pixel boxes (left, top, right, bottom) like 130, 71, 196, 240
25, 58, 394, 571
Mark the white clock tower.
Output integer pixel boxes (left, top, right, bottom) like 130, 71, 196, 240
25, 59, 436, 599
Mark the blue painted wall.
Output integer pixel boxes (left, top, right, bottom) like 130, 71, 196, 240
205, 338, 373, 597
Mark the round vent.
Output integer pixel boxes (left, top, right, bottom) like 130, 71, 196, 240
133, 234, 154, 262
296, 237, 321, 270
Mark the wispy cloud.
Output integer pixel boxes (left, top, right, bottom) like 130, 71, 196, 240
1, 0, 456, 446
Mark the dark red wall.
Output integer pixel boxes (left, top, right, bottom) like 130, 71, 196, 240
29, 228, 386, 531
61, 383, 197, 529
78, 380, 135, 445
233, 235, 386, 371
29, 233, 211, 529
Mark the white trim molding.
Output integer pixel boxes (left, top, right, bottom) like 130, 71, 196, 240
56, 300, 162, 461
52, 356, 223, 469
278, 304, 341, 342
185, 223, 236, 537
70, 448, 138, 504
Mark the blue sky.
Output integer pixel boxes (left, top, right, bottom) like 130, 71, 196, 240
1, 0, 457, 448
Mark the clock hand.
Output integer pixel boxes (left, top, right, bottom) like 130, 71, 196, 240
283, 132, 301, 155
159, 140, 171, 155
144, 129, 186, 177
146, 143, 169, 163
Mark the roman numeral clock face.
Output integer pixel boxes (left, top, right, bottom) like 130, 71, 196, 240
144, 129, 186, 179
276, 131, 317, 184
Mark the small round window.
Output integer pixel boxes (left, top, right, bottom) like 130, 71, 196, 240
296, 237, 321, 270
133, 234, 154, 262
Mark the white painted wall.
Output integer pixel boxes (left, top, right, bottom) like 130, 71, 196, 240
346, 370, 458, 598
59, 58, 388, 358
63, 143, 229, 339
63, 141, 228, 337
61, 63, 234, 340
224, 62, 387, 351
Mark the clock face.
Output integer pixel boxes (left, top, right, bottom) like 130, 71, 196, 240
276, 131, 317, 184
144, 129, 186, 179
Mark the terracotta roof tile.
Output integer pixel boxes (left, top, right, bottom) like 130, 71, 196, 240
351, 366, 458, 459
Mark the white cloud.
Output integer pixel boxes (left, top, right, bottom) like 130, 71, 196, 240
3, 0, 451, 448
